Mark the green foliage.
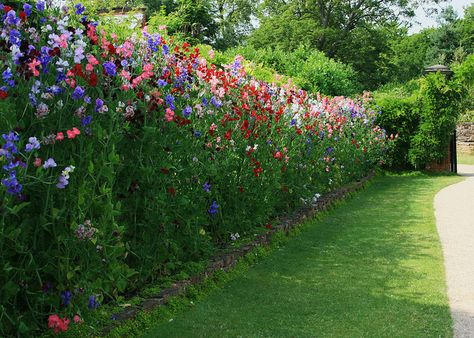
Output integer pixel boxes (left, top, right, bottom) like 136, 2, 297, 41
67, 0, 144, 13
145, 0, 255, 49
372, 83, 420, 168
221, 45, 360, 96
148, 0, 217, 45
408, 74, 462, 167
374, 74, 463, 169
454, 54, 474, 119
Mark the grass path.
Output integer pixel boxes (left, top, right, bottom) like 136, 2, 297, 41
144, 174, 462, 338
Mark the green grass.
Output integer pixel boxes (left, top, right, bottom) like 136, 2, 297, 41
458, 153, 474, 165
143, 173, 462, 338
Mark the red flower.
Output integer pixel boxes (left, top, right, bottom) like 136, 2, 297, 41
240, 119, 249, 131
167, 186, 176, 197
3, 5, 12, 13
0, 90, 8, 100
224, 129, 232, 140
253, 167, 263, 177
88, 73, 98, 87
19, 11, 27, 21
160, 168, 169, 174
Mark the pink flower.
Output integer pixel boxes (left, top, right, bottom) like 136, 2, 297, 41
143, 63, 153, 73
48, 314, 70, 334
56, 132, 64, 141
73, 315, 83, 323
34, 157, 42, 167
165, 108, 174, 122
67, 128, 81, 139
28, 59, 41, 76
208, 49, 215, 59
120, 70, 131, 81
87, 54, 99, 66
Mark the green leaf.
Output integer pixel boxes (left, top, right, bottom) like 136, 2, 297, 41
67, 271, 74, 280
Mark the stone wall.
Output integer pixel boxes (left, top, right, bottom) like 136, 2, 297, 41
457, 123, 474, 154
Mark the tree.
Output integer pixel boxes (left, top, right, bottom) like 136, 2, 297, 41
210, 0, 256, 49
148, 0, 217, 44
248, 0, 447, 89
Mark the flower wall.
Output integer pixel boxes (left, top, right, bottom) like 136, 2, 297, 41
0, 2, 392, 335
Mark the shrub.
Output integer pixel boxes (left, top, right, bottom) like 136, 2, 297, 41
223, 45, 361, 97
0, 2, 391, 335
373, 74, 463, 169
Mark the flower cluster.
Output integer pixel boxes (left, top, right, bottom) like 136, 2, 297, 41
56, 166, 75, 189
1, 132, 23, 196
75, 220, 97, 240
48, 314, 70, 334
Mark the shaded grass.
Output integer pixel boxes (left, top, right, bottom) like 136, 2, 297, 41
458, 153, 474, 165
143, 173, 462, 338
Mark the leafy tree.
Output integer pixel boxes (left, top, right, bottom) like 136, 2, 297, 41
211, 0, 256, 49
247, 0, 453, 89
148, 0, 217, 44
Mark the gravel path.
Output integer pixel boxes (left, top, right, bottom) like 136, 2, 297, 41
435, 164, 474, 338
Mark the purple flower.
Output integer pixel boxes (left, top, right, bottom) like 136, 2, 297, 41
84, 96, 91, 104
103, 62, 116, 76
72, 86, 85, 100
56, 175, 68, 189
121, 59, 128, 67
325, 147, 334, 154
75, 3, 85, 15
9, 29, 21, 47
82, 115, 92, 126
25, 137, 40, 152
162, 44, 169, 56
95, 98, 104, 112
208, 201, 219, 216
88, 295, 100, 310
210, 96, 222, 108
43, 158, 57, 169
165, 94, 175, 110
36, 1, 45, 12
6, 10, 20, 26
202, 182, 211, 193
157, 79, 167, 87
2, 172, 22, 195
193, 131, 202, 138
3, 132, 19, 143
60, 290, 72, 306
183, 106, 192, 118
2, 68, 14, 88
23, 4, 32, 16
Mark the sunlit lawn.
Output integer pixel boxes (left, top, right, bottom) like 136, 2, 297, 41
143, 173, 462, 338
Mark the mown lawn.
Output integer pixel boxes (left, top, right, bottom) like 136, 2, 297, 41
143, 173, 462, 338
